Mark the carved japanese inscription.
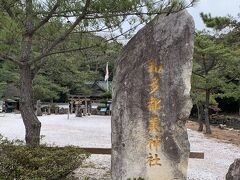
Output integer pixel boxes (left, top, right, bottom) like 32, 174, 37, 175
146, 59, 163, 167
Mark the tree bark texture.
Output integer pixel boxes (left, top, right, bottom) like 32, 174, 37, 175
197, 103, 204, 132
204, 89, 212, 134
18, 0, 42, 146
20, 64, 41, 146
238, 102, 240, 116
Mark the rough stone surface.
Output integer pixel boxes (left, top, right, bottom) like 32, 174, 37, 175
226, 159, 240, 180
112, 10, 194, 180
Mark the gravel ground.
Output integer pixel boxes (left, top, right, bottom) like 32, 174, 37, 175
0, 113, 239, 180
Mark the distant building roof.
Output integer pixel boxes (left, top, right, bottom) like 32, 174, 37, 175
6, 99, 17, 103
70, 81, 112, 98
96, 81, 112, 92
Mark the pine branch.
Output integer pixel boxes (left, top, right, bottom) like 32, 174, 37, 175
30, 0, 91, 65
46, 0, 197, 18
0, 0, 17, 20
30, 0, 60, 35
32, 16, 140, 70
39, 45, 98, 59
48, 2, 196, 19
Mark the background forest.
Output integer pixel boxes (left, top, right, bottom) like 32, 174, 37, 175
1, 14, 239, 109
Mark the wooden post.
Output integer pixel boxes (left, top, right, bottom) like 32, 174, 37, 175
83, 97, 87, 116
87, 100, 89, 115
47, 105, 51, 115
76, 99, 83, 117
70, 99, 73, 114
89, 100, 92, 115
67, 108, 70, 119
54, 107, 58, 114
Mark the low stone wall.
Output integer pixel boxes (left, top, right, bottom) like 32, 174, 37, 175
210, 115, 240, 129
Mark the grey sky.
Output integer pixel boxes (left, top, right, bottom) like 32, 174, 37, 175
188, 0, 240, 30
106, 0, 240, 43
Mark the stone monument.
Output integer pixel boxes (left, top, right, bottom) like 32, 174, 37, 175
112, 10, 194, 180
226, 159, 240, 180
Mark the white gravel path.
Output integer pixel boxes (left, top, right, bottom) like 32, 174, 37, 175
0, 113, 239, 180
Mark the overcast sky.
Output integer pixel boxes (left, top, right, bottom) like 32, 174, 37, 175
188, 0, 240, 30
110, 0, 240, 43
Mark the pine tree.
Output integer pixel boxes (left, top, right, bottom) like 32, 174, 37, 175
192, 32, 232, 134
200, 13, 240, 115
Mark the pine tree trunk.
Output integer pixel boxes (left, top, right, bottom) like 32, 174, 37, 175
20, 64, 41, 147
238, 102, 240, 116
204, 89, 211, 134
19, 0, 41, 146
197, 103, 204, 132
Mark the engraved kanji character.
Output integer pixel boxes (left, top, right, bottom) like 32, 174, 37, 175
148, 136, 160, 151
148, 97, 161, 112
153, 154, 161, 166
146, 153, 154, 167
148, 137, 154, 151
148, 115, 160, 134
153, 136, 160, 151
150, 77, 159, 94
148, 60, 164, 74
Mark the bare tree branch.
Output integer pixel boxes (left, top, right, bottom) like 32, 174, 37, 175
34, 0, 162, 16
53, 12, 160, 18
39, 45, 98, 59
225, 74, 240, 83
71, 27, 110, 34
30, 0, 60, 35
31, 0, 91, 65
192, 71, 206, 79
192, 87, 207, 91
38, 0, 197, 18
0, 53, 23, 66
49, 3, 195, 19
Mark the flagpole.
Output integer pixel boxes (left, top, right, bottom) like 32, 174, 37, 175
105, 62, 109, 92
107, 62, 109, 92
107, 79, 109, 92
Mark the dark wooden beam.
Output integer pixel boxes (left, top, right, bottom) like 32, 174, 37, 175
189, 151, 204, 159
82, 147, 111, 154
